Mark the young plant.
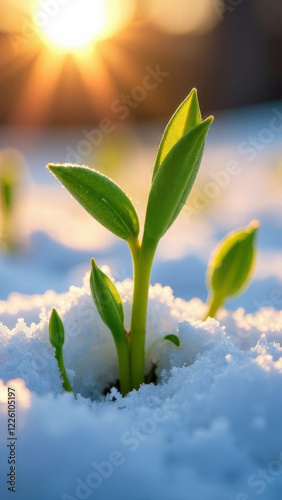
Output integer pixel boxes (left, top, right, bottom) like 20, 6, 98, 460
48, 89, 213, 395
49, 308, 73, 393
0, 149, 23, 252
204, 220, 259, 320
90, 258, 131, 396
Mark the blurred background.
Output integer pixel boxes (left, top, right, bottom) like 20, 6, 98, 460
0, 0, 282, 124
0, 0, 282, 323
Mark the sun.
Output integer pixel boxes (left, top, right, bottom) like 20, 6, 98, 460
6, 0, 139, 125
39, 0, 107, 51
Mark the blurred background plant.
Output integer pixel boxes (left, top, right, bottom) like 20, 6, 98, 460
0, 148, 27, 253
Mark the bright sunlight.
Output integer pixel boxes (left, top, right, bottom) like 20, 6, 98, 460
38, 0, 136, 52
40, 0, 107, 50
3, 0, 137, 125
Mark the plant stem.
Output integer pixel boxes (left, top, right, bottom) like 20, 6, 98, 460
203, 294, 223, 321
56, 351, 73, 393
115, 334, 131, 397
130, 235, 158, 390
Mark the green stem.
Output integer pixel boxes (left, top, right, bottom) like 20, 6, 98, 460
56, 351, 73, 393
114, 334, 131, 397
203, 294, 224, 321
130, 235, 158, 390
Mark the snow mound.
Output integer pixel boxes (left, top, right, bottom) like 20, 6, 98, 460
0, 270, 282, 500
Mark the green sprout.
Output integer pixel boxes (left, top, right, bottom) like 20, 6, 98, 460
90, 258, 131, 396
203, 220, 260, 320
47, 89, 213, 395
49, 308, 73, 393
0, 149, 23, 253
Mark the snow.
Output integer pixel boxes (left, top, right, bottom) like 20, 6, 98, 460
1, 270, 282, 500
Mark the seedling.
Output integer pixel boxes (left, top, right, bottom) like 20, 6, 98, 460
49, 308, 73, 393
204, 220, 259, 320
48, 89, 213, 395
0, 149, 23, 252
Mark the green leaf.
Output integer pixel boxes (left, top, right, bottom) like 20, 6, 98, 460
152, 89, 201, 181
90, 258, 125, 340
145, 334, 180, 361
144, 116, 213, 242
205, 221, 260, 318
164, 334, 180, 347
48, 164, 139, 242
49, 308, 65, 351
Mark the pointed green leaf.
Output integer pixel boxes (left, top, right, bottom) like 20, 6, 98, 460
49, 308, 65, 351
90, 260, 130, 396
205, 221, 260, 318
48, 164, 139, 242
90, 258, 125, 339
145, 334, 180, 360
144, 116, 213, 242
152, 89, 201, 181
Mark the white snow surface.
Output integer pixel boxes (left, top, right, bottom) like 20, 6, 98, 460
1, 269, 282, 500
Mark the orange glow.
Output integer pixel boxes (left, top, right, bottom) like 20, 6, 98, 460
145, 0, 219, 35
10, 49, 64, 124
1, 0, 137, 125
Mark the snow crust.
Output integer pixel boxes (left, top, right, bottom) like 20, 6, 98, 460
1, 270, 282, 500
